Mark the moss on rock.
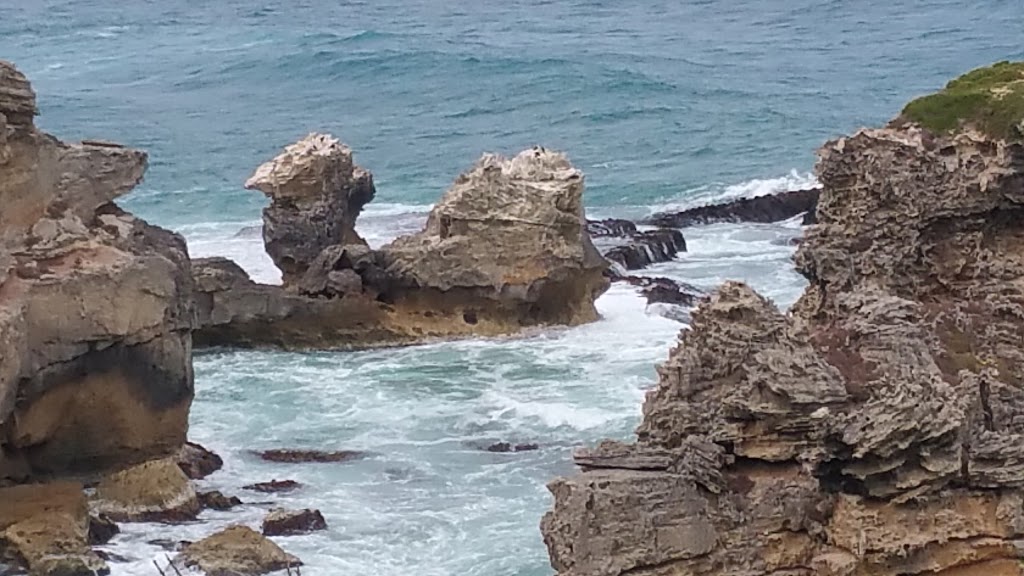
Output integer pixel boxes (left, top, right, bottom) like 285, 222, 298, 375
900, 60, 1024, 141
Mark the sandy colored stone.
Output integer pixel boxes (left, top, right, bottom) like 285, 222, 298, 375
542, 80, 1024, 575
178, 525, 301, 576
91, 458, 200, 522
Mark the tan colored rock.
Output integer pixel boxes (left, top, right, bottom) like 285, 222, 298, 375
178, 525, 302, 576
246, 133, 374, 284
541, 85, 1024, 574
0, 482, 106, 576
0, 60, 194, 481
91, 458, 200, 522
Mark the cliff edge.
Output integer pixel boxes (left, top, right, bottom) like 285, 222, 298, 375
541, 61, 1024, 576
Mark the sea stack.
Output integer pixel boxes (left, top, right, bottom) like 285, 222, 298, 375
541, 61, 1024, 576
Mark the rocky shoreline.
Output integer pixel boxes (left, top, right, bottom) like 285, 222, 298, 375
5, 54, 1021, 576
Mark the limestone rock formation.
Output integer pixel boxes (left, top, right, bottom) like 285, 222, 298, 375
245, 133, 375, 286
643, 187, 820, 228
0, 482, 107, 575
0, 60, 194, 481
178, 525, 301, 576
376, 147, 609, 326
541, 65, 1024, 576
91, 458, 200, 522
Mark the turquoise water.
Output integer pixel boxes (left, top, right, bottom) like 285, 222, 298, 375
2, 1, 1021, 574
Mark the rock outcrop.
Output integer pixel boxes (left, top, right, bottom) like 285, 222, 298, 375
178, 526, 301, 576
261, 508, 327, 536
541, 63, 1024, 576
643, 187, 820, 228
246, 133, 375, 286
0, 61, 193, 481
90, 458, 200, 523
196, 144, 610, 349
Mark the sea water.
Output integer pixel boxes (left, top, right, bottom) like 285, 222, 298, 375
1, 0, 1021, 574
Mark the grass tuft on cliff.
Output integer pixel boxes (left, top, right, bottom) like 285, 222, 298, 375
900, 60, 1024, 141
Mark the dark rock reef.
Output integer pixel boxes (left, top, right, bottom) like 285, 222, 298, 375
541, 62, 1024, 576
195, 140, 610, 349
643, 186, 820, 228
0, 60, 194, 482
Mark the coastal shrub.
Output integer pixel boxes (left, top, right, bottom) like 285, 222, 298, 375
900, 60, 1024, 141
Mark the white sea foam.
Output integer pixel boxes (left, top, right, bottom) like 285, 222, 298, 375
652, 169, 819, 214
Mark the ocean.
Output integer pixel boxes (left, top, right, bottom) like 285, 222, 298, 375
1, 0, 1021, 574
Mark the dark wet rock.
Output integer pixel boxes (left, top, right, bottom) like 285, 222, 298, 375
261, 508, 328, 536
255, 449, 366, 464
619, 275, 704, 307
87, 515, 119, 546
148, 539, 190, 552
175, 441, 223, 480
643, 187, 821, 228
603, 229, 686, 270
198, 491, 242, 511
586, 218, 637, 237
485, 442, 540, 453
243, 480, 302, 494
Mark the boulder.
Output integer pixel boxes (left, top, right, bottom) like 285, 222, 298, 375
175, 441, 223, 480
0, 60, 193, 481
86, 515, 119, 546
198, 491, 242, 511
245, 133, 374, 285
91, 458, 200, 522
643, 187, 820, 228
178, 526, 301, 576
0, 482, 106, 576
261, 508, 327, 536
541, 62, 1024, 576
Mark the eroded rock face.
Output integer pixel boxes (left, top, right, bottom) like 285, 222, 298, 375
541, 123, 1024, 575
245, 133, 375, 285
0, 61, 193, 481
378, 147, 609, 327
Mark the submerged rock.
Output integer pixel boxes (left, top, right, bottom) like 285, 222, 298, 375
261, 508, 327, 536
175, 441, 223, 480
0, 60, 193, 482
541, 64, 1024, 576
178, 526, 301, 576
484, 442, 540, 453
643, 187, 820, 228
243, 480, 302, 494
91, 458, 200, 523
245, 133, 375, 285
256, 449, 366, 463
618, 275, 704, 308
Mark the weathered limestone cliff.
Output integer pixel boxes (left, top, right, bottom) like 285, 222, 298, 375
542, 62, 1024, 576
195, 142, 609, 348
0, 61, 193, 481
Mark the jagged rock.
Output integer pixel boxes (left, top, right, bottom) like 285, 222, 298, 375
90, 458, 200, 523
178, 526, 301, 576
245, 133, 375, 285
256, 449, 365, 463
643, 187, 820, 228
86, 515, 119, 545
0, 61, 194, 481
602, 229, 686, 270
198, 491, 242, 511
541, 64, 1024, 576
260, 508, 327, 536
0, 482, 106, 576
378, 147, 609, 324
243, 480, 301, 494
175, 441, 223, 480
617, 275, 703, 308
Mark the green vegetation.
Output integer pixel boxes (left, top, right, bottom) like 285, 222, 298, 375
900, 61, 1024, 141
